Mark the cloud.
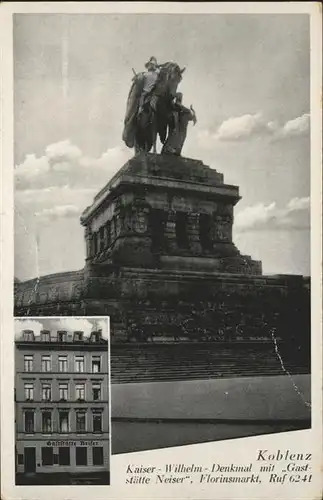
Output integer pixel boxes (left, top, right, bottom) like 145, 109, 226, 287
216, 113, 274, 141
198, 112, 310, 144
287, 196, 310, 211
46, 140, 82, 163
14, 319, 44, 339
235, 196, 310, 232
49, 318, 109, 339
14, 140, 132, 222
96, 319, 110, 340
279, 113, 310, 138
52, 318, 94, 336
15, 186, 97, 221
34, 204, 81, 220
15, 139, 131, 191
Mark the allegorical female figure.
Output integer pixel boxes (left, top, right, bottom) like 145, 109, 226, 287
161, 93, 197, 156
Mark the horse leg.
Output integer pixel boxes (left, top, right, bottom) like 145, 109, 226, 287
151, 113, 157, 154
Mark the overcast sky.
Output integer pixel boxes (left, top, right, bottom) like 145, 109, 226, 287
14, 13, 310, 280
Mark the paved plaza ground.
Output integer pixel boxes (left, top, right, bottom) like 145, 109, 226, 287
111, 374, 311, 454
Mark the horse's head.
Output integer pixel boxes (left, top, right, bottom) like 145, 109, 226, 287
155, 62, 185, 98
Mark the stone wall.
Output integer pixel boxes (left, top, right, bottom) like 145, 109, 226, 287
14, 267, 310, 368
81, 154, 261, 275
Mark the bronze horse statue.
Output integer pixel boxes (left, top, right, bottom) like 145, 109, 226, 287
122, 62, 185, 154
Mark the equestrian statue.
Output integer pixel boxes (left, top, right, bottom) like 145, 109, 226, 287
122, 56, 196, 155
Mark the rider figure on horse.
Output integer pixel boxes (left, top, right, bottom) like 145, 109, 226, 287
138, 56, 161, 115
122, 57, 192, 154
122, 56, 162, 150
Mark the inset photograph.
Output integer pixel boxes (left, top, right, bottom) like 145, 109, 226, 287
14, 317, 110, 485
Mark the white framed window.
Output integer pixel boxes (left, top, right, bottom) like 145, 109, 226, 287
59, 410, 69, 433
75, 411, 86, 433
41, 331, 50, 342
75, 383, 85, 400
92, 411, 103, 433
59, 382, 68, 401
24, 355, 33, 372
42, 411, 52, 433
74, 356, 84, 373
23, 330, 34, 341
74, 331, 84, 341
91, 356, 101, 373
57, 331, 67, 342
24, 410, 35, 433
41, 355, 51, 372
92, 382, 101, 401
24, 383, 34, 400
58, 356, 68, 372
41, 383, 51, 401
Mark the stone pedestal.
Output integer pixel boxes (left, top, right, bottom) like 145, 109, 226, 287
14, 153, 309, 361
81, 153, 262, 275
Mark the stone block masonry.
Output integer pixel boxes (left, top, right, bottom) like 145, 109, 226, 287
14, 154, 310, 375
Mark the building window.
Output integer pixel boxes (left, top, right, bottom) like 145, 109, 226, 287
41, 330, 50, 342
92, 412, 102, 433
58, 447, 70, 466
76, 411, 86, 433
74, 356, 85, 372
41, 355, 51, 372
57, 331, 67, 342
199, 213, 213, 251
41, 447, 53, 466
24, 355, 33, 372
24, 383, 34, 401
59, 383, 68, 401
92, 447, 104, 466
24, 411, 34, 433
92, 356, 101, 373
59, 411, 69, 433
90, 331, 102, 343
74, 331, 84, 342
23, 330, 34, 341
18, 454, 24, 465
75, 383, 85, 400
41, 383, 51, 401
75, 447, 87, 466
175, 212, 189, 249
92, 383, 101, 401
42, 411, 52, 433
58, 356, 68, 372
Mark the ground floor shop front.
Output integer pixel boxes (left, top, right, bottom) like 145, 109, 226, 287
16, 436, 110, 484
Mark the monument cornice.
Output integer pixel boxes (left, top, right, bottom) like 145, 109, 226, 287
81, 174, 240, 225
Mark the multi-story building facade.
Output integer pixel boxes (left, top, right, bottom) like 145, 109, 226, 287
15, 328, 109, 483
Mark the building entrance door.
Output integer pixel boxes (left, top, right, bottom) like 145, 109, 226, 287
24, 447, 36, 473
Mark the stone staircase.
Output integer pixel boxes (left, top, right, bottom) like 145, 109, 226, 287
110, 342, 310, 384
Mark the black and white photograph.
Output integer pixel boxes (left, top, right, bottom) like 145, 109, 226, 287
0, 3, 321, 500
14, 317, 110, 485
13, 11, 312, 452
